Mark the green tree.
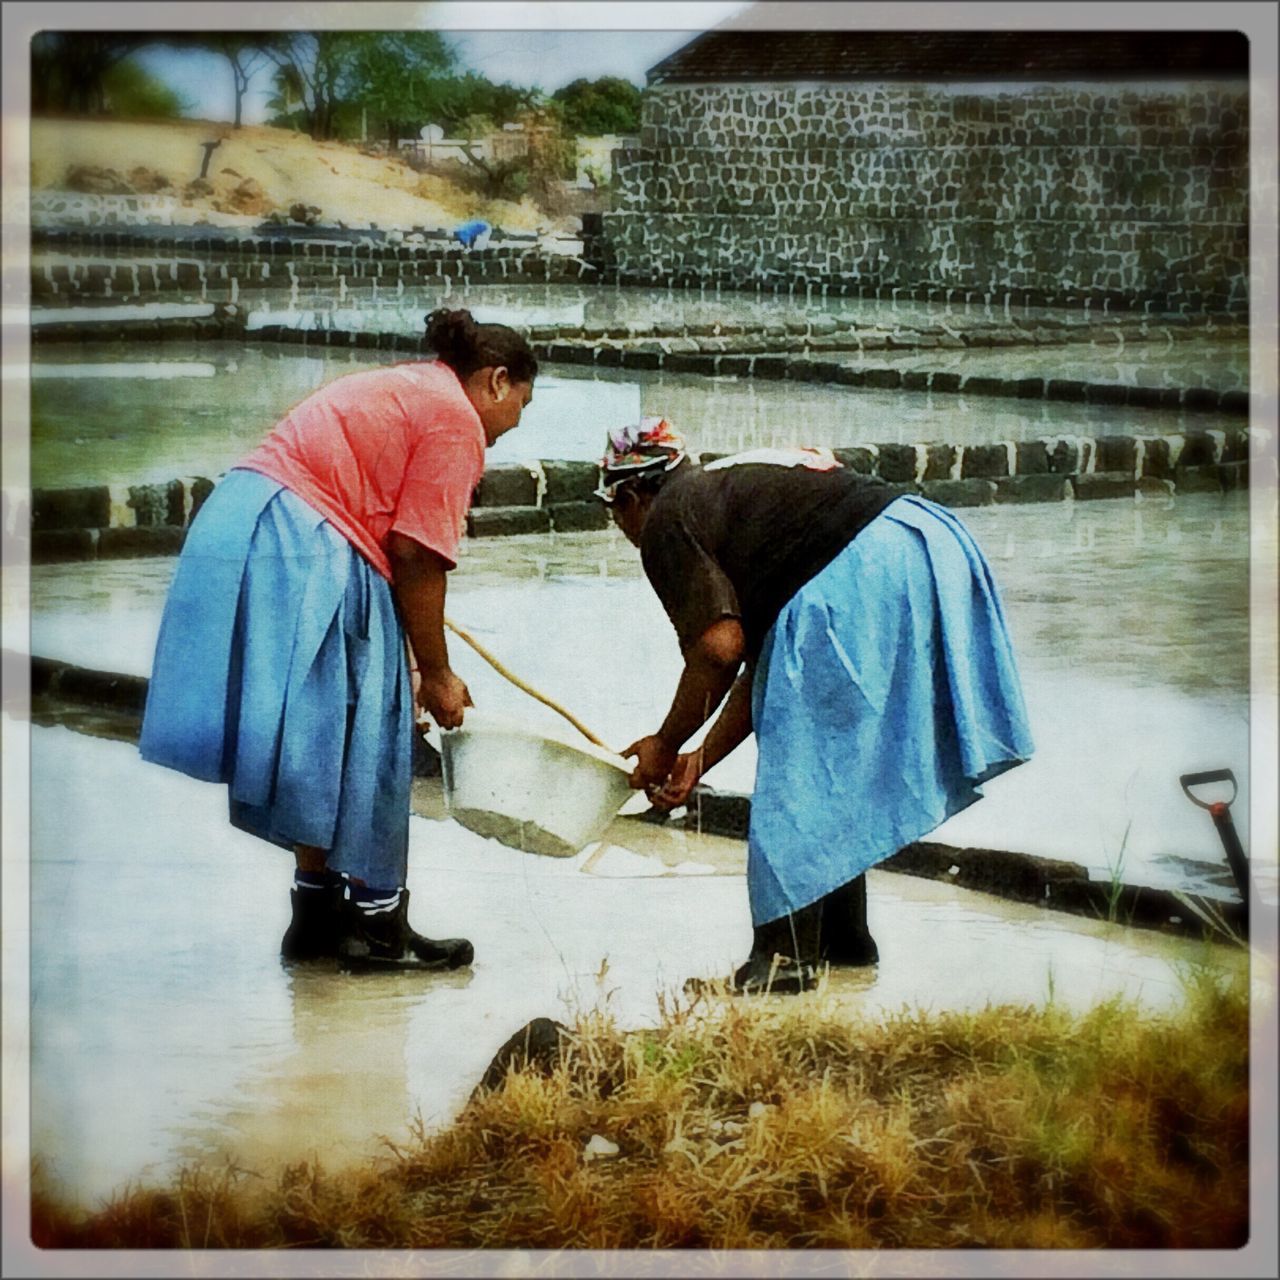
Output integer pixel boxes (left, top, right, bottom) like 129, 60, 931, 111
343, 31, 456, 146
101, 59, 193, 119
550, 76, 642, 136
31, 32, 154, 115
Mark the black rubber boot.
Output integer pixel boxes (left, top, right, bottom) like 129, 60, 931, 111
280, 879, 345, 962
686, 903, 822, 996
818, 874, 879, 967
337, 889, 474, 973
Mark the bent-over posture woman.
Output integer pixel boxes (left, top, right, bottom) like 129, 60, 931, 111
140, 309, 536, 972
603, 420, 1034, 994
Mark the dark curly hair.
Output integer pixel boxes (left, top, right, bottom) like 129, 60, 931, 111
424, 308, 538, 383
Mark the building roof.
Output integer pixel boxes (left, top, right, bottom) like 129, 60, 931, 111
646, 29, 1249, 84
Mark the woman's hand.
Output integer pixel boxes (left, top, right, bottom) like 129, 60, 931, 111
650, 750, 703, 810
622, 734, 678, 793
417, 666, 473, 730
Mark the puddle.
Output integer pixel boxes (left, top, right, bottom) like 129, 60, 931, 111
22, 719, 1252, 1213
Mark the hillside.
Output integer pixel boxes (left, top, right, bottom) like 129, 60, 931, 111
30, 117, 550, 234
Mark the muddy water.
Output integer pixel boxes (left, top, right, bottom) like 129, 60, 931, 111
23, 719, 1252, 1214
27, 339, 1245, 487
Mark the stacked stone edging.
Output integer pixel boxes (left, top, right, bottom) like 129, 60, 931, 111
23, 429, 1259, 565
31, 228, 598, 300
30, 310, 1247, 417
17, 649, 1245, 944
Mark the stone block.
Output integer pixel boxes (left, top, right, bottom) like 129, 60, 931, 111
1095, 435, 1139, 473
55, 664, 149, 714
31, 528, 97, 564
1072, 471, 1137, 501
833, 365, 866, 386
1047, 379, 1089, 401
467, 506, 551, 538
960, 443, 1011, 479
902, 370, 930, 391
1178, 431, 1223, 467
98, 526, 187, 558
549, 501, 609, 533
929, 371, 962, 394
863, 367, 901, 389
549, 342, 594, 366
188, 477, 216, 523
1182, 387, 1221, 412
474, 464, 539, 509
751, 355, 787, 379
1139, 437, 1175, 479
541, 460, 599, 505
1219, 461, 1249, 491
621, 349, 662, 370
1125, 385, 1167, 409
1174, 464, 1223, 494
961, 375, 1010, 398
716, 355, 753, 377
683, 786, 750, 840
784, 358, 831, 383
1086, 383, 1128, 406
923, 443, 956, 480
127, 480, 185, 527
995, 474, 1071, 504
1047, 439, 1081, 474
32, 486, 111, 532
832, 446, 876, 474
875, 443, 919, 483
919, 478, 997, 507
1014, 440, 1051, 474
1219, 389, 1249, 416
1137, 477, 1176, 498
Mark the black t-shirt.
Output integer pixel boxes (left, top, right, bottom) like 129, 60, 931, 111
640, 462, 900, 663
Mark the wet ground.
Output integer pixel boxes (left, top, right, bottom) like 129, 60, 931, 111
27, 340, 1248, 488
20, 717, 1253, 1214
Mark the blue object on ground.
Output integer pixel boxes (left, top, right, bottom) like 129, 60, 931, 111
453, 219, 491, 248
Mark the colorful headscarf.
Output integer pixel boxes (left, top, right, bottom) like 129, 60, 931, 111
594, 417, 689, 503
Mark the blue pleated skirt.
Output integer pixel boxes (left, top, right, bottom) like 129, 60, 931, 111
139, 469, 413, 887
747, 495, 1034, 925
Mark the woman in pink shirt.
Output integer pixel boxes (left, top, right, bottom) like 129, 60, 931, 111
140, 309, 536, 972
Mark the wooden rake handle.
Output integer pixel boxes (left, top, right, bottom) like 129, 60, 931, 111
443, 616, 613, 752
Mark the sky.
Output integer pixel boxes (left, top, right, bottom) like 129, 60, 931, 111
131, 6, 753, 128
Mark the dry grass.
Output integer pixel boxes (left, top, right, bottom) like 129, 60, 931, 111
33, 966, 1250, 1251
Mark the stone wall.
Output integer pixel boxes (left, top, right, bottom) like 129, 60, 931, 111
603, 80, 1249, 312
20, 427, 1259, 566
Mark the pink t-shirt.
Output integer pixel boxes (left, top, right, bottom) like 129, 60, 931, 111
238, 360, 485, 579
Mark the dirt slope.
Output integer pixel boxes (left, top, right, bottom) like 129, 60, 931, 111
30, 117, 545, 233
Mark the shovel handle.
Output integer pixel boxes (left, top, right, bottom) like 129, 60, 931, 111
1179, 768, 1237, 810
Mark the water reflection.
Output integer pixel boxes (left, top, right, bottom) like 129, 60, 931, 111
30, 342, 1244, 487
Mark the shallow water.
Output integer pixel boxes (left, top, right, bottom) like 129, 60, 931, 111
18, 490, 1270, 901
27, 340, 1245, 488
22, 719, 1253, 1214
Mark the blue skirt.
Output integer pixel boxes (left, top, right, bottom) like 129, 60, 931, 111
139, 469, 413, 887
747, 495, 1034, 925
